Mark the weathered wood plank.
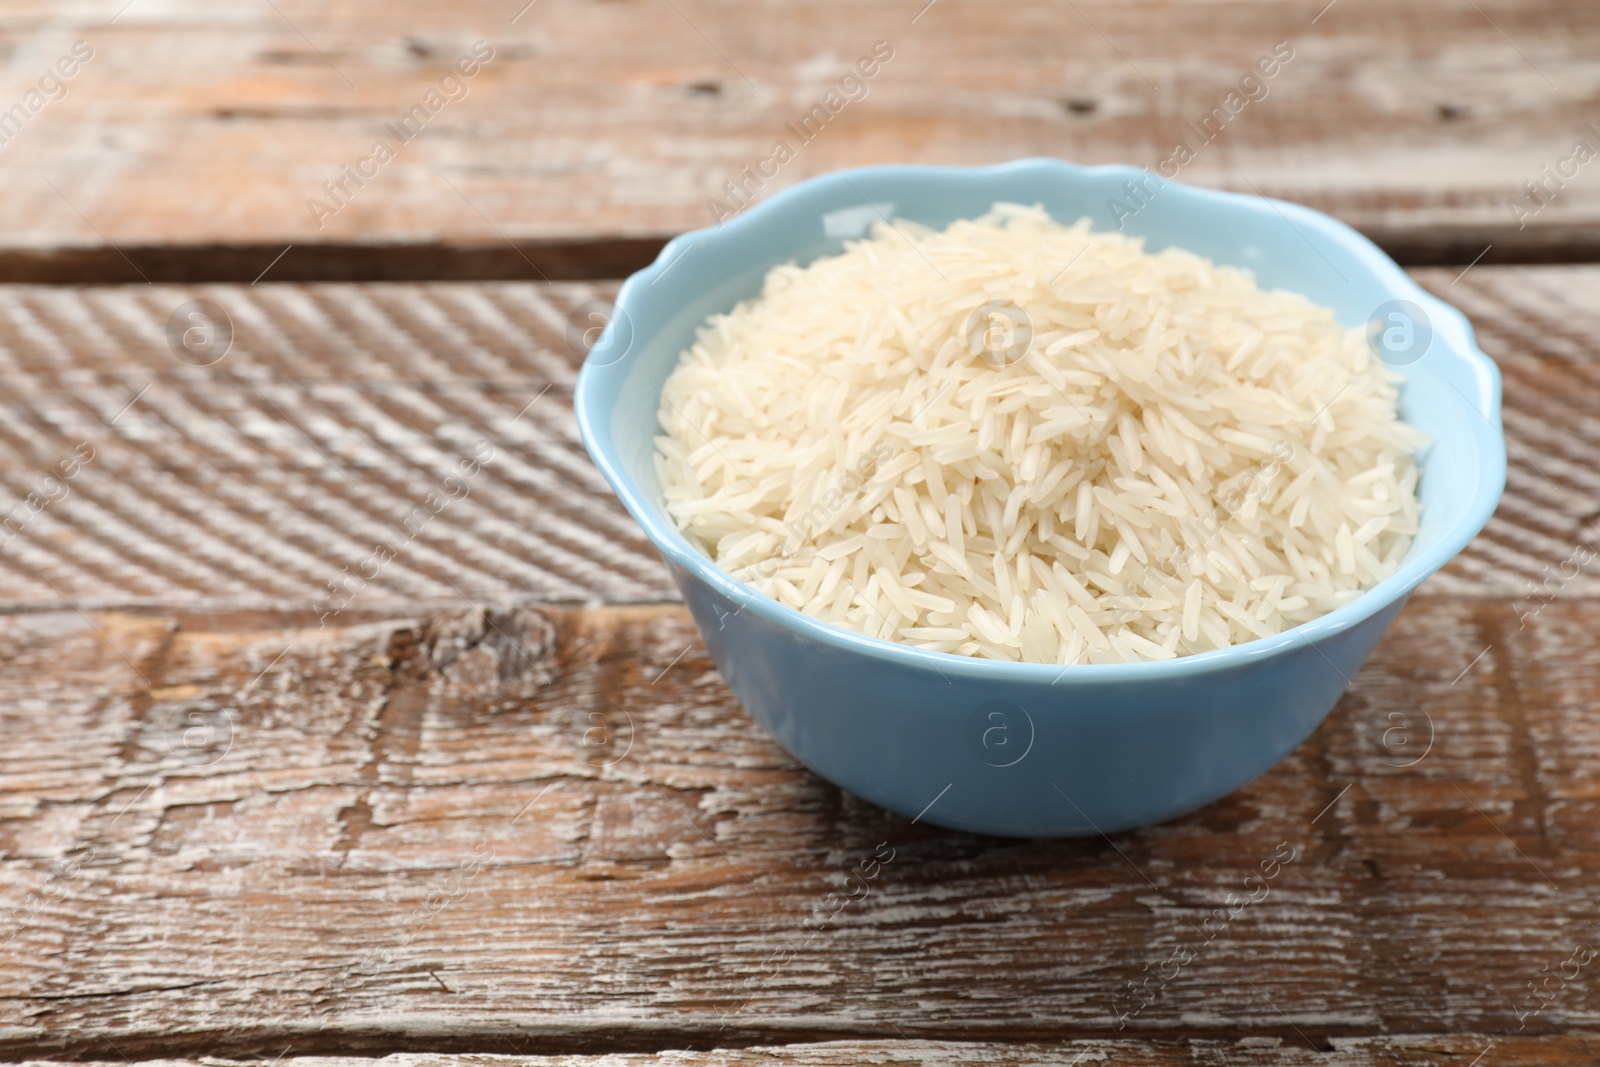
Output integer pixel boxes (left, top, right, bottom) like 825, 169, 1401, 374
2, 0, 1599, 275
1415, 266, 1600, 600
0, 596, 1596, 1056
0, 267, 1593, 612
18, 1037, 1600, 1066
0, 280, 677, 608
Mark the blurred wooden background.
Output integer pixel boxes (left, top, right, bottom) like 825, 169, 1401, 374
2, 2, 1599, 1066
3, 0, 1598, 279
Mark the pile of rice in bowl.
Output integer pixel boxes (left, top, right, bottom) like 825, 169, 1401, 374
654, 204, 1426, 664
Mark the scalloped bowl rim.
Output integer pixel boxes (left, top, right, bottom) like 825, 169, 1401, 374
576, 159, 1506, 685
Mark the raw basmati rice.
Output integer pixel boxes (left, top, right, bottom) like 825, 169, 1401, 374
654, 203, 1427, 664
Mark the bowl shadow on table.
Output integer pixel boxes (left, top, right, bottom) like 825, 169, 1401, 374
433, 594, 1463, 857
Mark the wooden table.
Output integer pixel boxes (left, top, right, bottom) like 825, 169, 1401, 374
2, 2, 1598, 1065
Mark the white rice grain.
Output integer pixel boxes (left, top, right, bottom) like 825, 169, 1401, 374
655, 204, 1427, 664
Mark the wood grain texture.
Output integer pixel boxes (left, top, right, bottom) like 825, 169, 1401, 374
0, 267, 1594, 613
20, 1039, 1600, 1067
1, 0, 1598, 275
0, 279, 677, 609
1415, 265, 1600, 601
0, 595, 1596, 1057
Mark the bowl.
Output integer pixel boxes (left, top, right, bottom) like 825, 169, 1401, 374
574, 159, 1505, 837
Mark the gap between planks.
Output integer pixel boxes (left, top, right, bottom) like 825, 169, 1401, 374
1, 1036, 1586, 1065
0, 1030, 1559, 1064
1, 223, 1596, 286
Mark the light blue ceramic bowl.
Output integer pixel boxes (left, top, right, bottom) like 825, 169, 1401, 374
574, 160, 1505, 837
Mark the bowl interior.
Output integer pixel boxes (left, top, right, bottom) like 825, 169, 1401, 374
580, 160, 1504, 662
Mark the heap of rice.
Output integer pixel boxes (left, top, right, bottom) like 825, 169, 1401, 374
654, 204, 1426, 664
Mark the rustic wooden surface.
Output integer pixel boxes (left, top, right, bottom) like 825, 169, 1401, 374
0, 593, 1596, 1060
1, 0, 1599, 280
0, 266, 1594, 1062
2, 1, 1599, 1063
20, 1042, 1600, 1067
0, 279, 675, 608
0, 266, 1591, 612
